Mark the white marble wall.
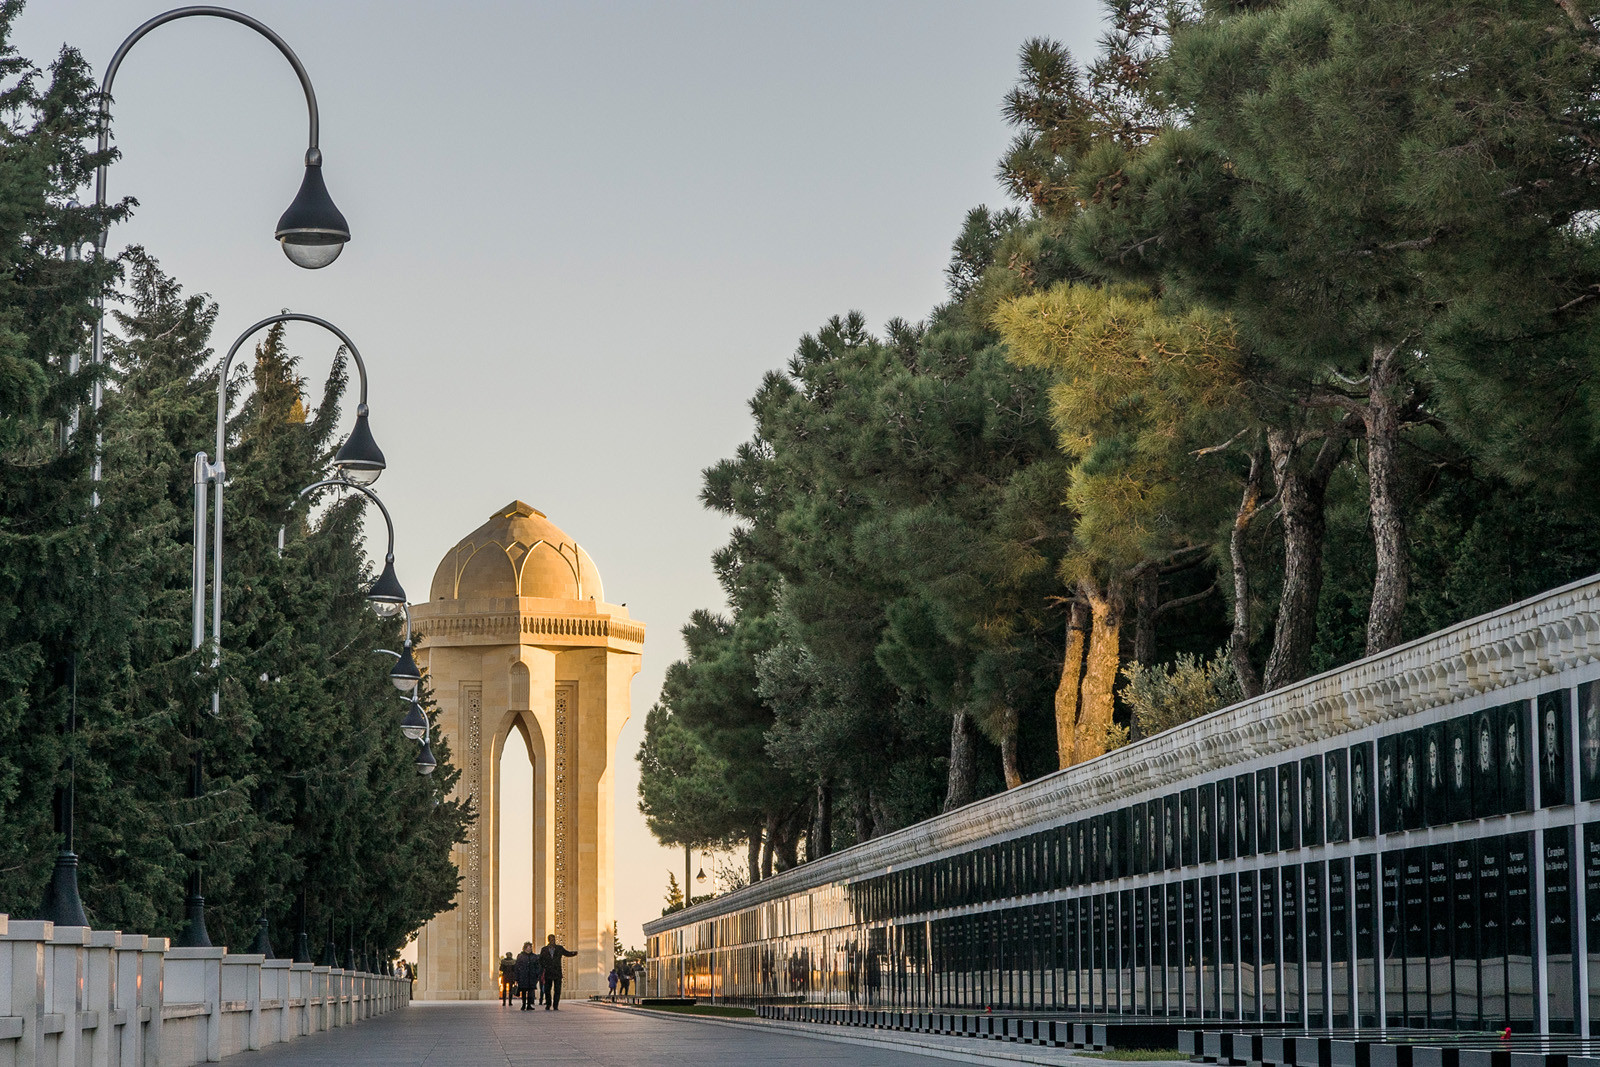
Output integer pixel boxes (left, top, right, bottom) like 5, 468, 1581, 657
0, 915, 410, 1067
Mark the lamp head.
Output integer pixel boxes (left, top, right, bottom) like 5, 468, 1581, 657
389, 643, 421, 692
416, 737, 438, 775
401, 700, 429, 742
367, 558, 406, 617
275, 150, 349, 269
333, 408, 385, 486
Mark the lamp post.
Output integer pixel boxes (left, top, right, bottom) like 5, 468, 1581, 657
176, 313, 385, 948
39, 6, 350, 931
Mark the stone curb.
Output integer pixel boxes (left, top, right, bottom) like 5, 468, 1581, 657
586, 1001, 1190, 1067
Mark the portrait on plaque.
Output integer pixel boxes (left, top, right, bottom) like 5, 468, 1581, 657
1326, 747, 1349, 843
1349, 741, 1373, 838
1164, 794, 1180, 870
1130, 805, 1146, 875
1445, 716, 1471, 824
1146, 800, 1160, 873
1401, 729, 1423, 830
1180, 789, 1198, 866
1278, 761, 1299, 851
1217, 778, 1234, 861
1538, 690, 1570, 807
1301, 754, 1323, 847
1377, 735, 1399, 834
1473, 707, 1500, 818
1423, 722, 1446, 826
1235, 773, 1255, 857
1501, 701, 1531, 812
1198, 783, 1215, 863
1581, 682, 1600, 802
1257, 766, 1277, 853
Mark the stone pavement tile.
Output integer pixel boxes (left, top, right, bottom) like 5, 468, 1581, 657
228, 1000, 973, 1065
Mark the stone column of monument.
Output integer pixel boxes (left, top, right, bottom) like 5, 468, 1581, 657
408, 502, 643, 1000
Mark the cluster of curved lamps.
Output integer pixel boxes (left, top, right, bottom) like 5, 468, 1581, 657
35, 5, 428, 963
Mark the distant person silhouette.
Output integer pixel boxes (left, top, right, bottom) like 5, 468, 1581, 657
513, 942, 539, 1011
499, 951, 516, 1006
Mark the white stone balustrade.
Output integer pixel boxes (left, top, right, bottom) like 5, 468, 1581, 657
0, 914, 409, 1066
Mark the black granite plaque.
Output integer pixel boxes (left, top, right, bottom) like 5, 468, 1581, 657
1378, 734, 1400, 835
1402, 847, 1428, 1027
1235, 773, 1255, 857
1120, 888, 1135, 1013
1325, 748, 1349, 844
1219, 874, 1237, 1020
1452, 841, 1478, 1030
1356, 855, 1379, 1027
1257, 767, 1278, 854
1181, 789, 1198, 868
1066, 822, 1079, 888
1260, 868, 1279, 1020
1400, 729, 1424, 831
1217, 779, 1235, 863
1280, 865, 1302, 1024
1446, 715, 1472, 824
1182, 880, 1199, 1016
1239, 870, 1259, 1021
1115, 807, 1130, 879
1423, 722, 1447, 827
1065, 896, 1081, 1011
1200, 877, 1218, 1018
1149, 886, 1166, 1015
1133, 887, 1149, 1014
1545, 825, 1578, 1033
1474, 707, 1501, 818
1145, 800, 1159, 875
1304, 861, 1326, 1027
1329, 857, 1351, 1028
1505, 831, 1536, 1031
1092, 892, 1106, 1012
1164, 795, 1180, 871
1350, 742, 1375, 840
1300, 754, 1323, 848
1477, 835, 1507, 1030
1198, 783, 1216, 864
1101, 812, 1115, 882
1502, 703, 1533, 814
1381, 851, 1404, 1027
1539, 689, 1572, 808
1131, 805, 1147, 878
1426, 843, 1451, 1027
1278, 762, 1300, 852
1165, 880, 1182, 1013
1582, 684, 1600, 804
1584, 823, 1600, 1035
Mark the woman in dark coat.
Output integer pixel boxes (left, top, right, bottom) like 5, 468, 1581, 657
513, 942, 540, 1010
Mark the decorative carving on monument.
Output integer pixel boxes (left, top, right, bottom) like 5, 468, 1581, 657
463, 683, 483, 987
554, 683, 572, 945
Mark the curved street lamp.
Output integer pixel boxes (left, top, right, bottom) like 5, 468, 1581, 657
41, 3, 353, 934
175, 314, 382, 948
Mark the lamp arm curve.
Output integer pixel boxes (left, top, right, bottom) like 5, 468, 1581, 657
97, 5, 321, 230
215, 312, 370, 468
286, 477, 396, 560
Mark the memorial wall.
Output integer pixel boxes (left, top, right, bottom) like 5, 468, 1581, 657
642, 575, 1600, 1035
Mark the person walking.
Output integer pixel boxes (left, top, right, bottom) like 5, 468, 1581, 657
499, 952, 516, 1006
513, 942, 539, 1011
538, 934, 579, 1010
619, 963, 632, 997
607, 966, 618, 1000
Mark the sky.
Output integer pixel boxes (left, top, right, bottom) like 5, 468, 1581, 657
20, 0, 1103, 952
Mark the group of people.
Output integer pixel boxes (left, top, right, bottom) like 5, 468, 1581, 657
499, 935, 579, 1010
605, 963, 635, 999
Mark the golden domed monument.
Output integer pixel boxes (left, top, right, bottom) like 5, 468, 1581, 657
409, 502, 644, 1000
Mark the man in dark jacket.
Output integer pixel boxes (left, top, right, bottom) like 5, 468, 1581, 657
538, 934, 579, 1009
513, 942, 540, 1010
499, 952, 516, 1005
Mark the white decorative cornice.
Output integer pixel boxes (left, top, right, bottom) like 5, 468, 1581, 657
645, 573, 1600, 937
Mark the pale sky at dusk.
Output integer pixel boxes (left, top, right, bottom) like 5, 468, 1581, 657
21, 0, 1103, 952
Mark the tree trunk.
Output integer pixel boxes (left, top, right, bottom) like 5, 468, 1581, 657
943, 709, 978, 812
1262, 425, 1345, 691
1072, 579, 1124, 764
1364, 341, 1408, 655
760, 812, 776, 879
747, 825, 762, 883
1133, 567, 1158, 668
812, 780, 832, 860
774, 809, 801, 872
999, 705, 1022, 789
1055, 599, 1089, 770
853, 789, 873, 845
1230, 446, 1265, 699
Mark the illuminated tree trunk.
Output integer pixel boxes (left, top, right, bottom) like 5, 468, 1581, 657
1056, 599, 1089, 769
1072, 579, 1124, 765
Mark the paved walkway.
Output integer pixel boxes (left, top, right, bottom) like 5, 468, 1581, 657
228, 1000, 1030, 1065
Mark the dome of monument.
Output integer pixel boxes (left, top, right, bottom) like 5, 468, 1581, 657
429, 500, 604, 603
